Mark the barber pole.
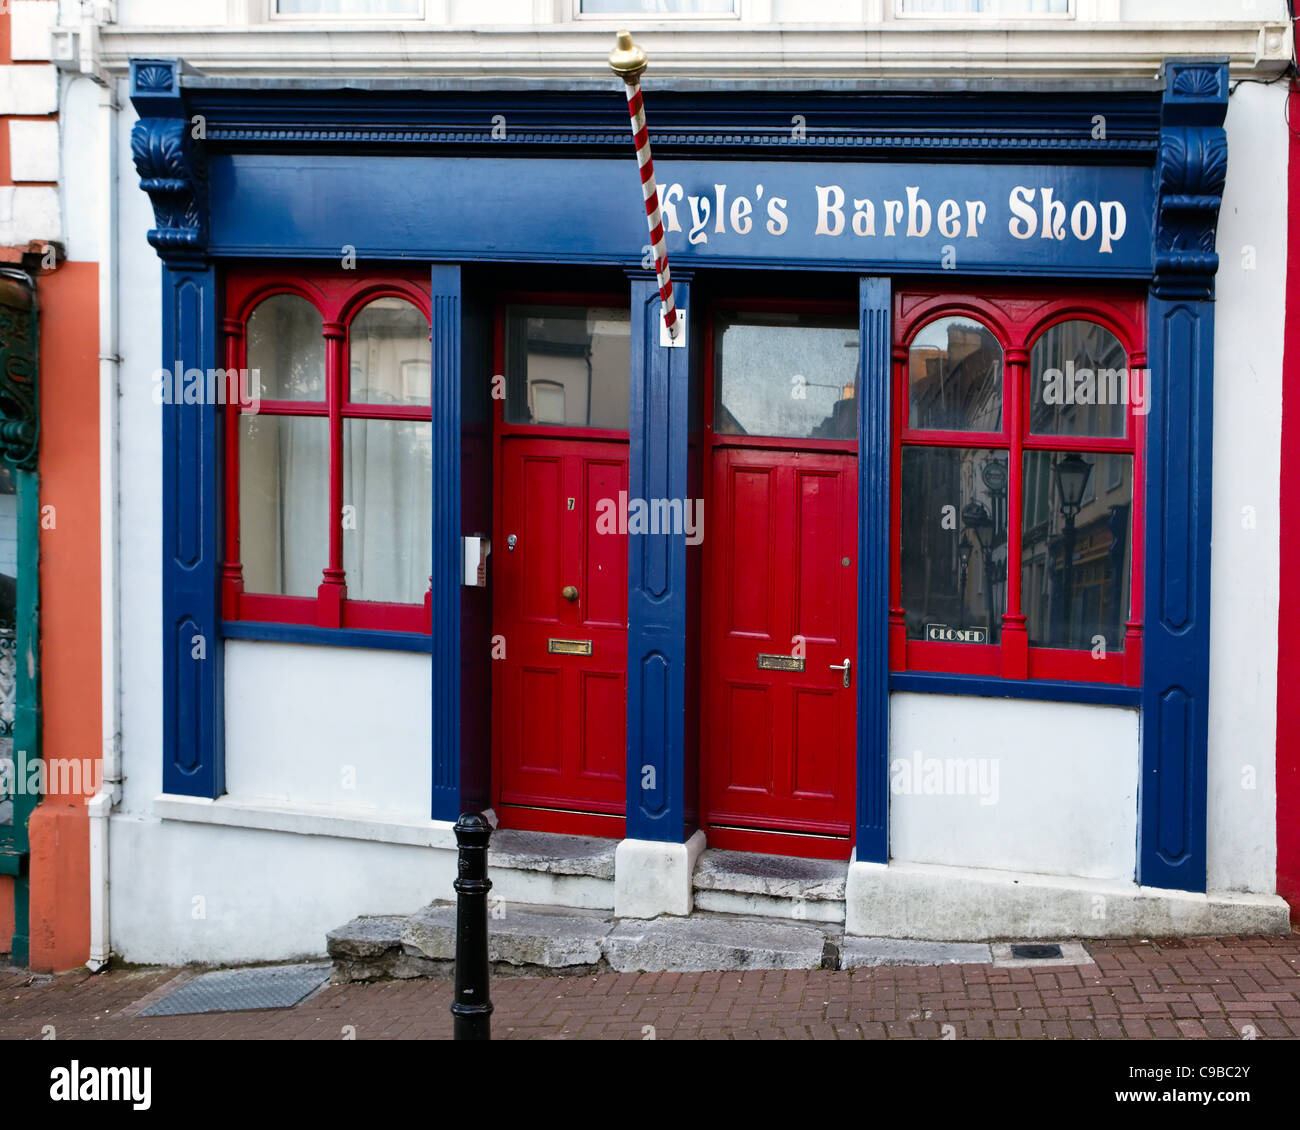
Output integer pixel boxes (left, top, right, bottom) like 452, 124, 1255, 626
608, 31, 681, 343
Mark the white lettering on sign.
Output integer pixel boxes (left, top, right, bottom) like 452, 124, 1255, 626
925, 624, 988, 644
659, 182, 1128, 253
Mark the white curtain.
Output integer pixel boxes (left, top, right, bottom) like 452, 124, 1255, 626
240, 415, 330, 598
343, 419, 432, 604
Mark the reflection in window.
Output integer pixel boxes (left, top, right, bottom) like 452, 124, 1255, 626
715, 313, 859, 440
247, 294, 325, 401
1030, 320, 1128, 438
1021, 452, 1131, 651
239, 415, 330, 597
505, 307, 630, 429
349, 297, 431, 406
908, 317, 1002, 432
901, 448, 1009, 644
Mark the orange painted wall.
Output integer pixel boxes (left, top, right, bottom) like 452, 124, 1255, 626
27, 261, 100, 972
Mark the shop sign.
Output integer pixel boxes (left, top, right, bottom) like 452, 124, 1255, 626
925, 624, 988, 644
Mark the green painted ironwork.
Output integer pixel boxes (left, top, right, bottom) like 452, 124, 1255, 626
0, 268, 40, 965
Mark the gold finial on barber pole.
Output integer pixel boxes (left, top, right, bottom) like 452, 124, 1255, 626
608, 30, 648, 85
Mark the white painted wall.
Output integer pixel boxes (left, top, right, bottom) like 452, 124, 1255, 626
58, 74, 100, 264
1205, 82, 1286, 895
109, 814, 454, 964
224, 641, 431, 818
889, 693, 1140, 881
1123, 0, 1287, 20
115, 90, 165, 819
117, 0, 230, 25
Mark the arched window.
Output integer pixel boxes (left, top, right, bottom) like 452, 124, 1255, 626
225, 276, 433, 632
893, 295, 1145, 686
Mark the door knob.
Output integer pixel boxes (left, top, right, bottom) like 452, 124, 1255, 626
561, 585, 579, 602
829, 658, 851, 688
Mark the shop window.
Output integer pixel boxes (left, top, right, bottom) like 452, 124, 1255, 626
224, 271, 433, 633
503, 305, 631, 430
893, 292, 1144, 685
714, 312, 859, 440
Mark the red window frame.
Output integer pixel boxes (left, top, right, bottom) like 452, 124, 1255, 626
890, 287, 1146, 687
222, 266, 434, 634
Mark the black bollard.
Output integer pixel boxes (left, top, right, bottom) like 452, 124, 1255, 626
451, 812, 493, 1040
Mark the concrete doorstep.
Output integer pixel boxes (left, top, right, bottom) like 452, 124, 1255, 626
327, 901, 1002, 982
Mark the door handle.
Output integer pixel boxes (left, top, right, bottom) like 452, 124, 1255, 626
829, 658, 851, 688
561, 585, 579, 602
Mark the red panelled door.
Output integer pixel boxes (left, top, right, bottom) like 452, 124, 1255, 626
705, 447, 858, 857
496, 438, 628, 829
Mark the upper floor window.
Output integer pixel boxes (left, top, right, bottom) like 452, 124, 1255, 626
224, 269, 433, 634
898, 0, 1069, 14
275, 0, 423, 15
893, 290, 1145, 686
577, 0, 737, 15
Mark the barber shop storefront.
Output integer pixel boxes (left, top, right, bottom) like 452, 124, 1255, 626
115, 54, 1290, 964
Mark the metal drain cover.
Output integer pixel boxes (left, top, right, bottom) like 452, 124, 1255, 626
139, 962, 330, 1017
1010, 943, 1063, 960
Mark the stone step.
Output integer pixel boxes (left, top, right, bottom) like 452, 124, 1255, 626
327, 901, 1006, 982
488, 829, 617, 880
328, 901, 840, 981
484, 829, 618, 912
691, 848, 849, 924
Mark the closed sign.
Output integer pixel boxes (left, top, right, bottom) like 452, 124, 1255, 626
925, 624, 988, 644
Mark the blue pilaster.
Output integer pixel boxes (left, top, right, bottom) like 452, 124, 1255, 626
857, 277, 892, 863
625, 276, 692, 843
1138, 58, 1228, 891
132, 60, 225, 798
159, 262, 223, 797
429, 264, 464, 822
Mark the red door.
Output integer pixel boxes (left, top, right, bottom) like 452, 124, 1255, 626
704, 447, 858, 859
495, 437, 628, 835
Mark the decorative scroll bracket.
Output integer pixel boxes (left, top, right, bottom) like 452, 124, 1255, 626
1153, 59, 1229, 300
130, 59, 208, 260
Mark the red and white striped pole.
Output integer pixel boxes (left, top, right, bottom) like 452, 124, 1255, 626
609, 31, 681, 343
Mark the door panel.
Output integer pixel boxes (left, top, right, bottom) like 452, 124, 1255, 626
705, 447, 857, 853
497, 437, 628, 822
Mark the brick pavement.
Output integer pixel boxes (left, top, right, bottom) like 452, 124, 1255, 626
1, 932, 1297, 1040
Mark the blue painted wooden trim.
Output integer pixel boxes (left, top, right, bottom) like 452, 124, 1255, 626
625, 275, 692, 844
1136, 58, 1227, 892
890, 673, 1141, 708
223, 622, 433, 654
161, 261, 224, 798
177, 82, 1165, 160
1139, 294, 1214, 892
856, 277, 892, 864
429, 265, 463, 822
